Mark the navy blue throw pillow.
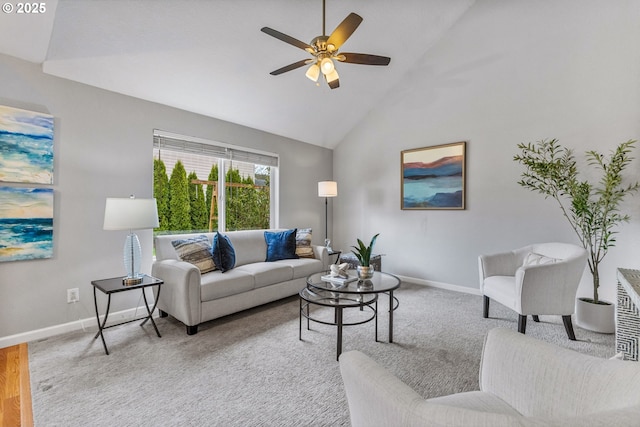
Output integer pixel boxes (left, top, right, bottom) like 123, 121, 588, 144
211, 232, 236, 273
264, 229, 299, 262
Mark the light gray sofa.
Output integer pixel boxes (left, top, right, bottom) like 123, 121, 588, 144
340, 328, 640, 427
152, 229, 328, 335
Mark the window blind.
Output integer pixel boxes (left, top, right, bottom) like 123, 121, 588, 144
153, 130, 279, 167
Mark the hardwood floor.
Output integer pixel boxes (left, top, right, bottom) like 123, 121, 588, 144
0, 344, 33, 427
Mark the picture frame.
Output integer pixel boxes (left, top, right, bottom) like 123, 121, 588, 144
0, 105, 54, 184
0, 186, 54, 262
401, 141, 466, 210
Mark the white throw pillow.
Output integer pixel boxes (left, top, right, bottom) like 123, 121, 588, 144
522, 252, 559, 267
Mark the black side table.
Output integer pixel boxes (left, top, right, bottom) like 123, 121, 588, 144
328, 249, 342, 265
91, 274, 163, 355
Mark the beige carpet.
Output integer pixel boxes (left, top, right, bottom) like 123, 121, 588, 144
29, 282, 615, 426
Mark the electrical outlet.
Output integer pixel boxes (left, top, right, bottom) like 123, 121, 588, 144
67, 288, 79, 303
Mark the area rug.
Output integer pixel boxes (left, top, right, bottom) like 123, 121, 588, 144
29, 282, 615, 426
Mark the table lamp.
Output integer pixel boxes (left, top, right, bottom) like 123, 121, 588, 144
103, 196, 159, 285
318, 181, 337, 250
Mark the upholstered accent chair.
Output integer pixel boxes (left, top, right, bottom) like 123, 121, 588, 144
478, 242, 587, 340
339, 328, 640, 427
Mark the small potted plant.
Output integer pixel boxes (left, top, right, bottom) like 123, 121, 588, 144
351, 233, 379, 279
514, 139, 639, 332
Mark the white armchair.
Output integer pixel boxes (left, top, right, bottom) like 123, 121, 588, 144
339, 328, 640, 427
478, 242, 587, 340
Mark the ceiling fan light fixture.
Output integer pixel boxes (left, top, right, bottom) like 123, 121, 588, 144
305, 63, 320, 82
326, 68, 339, 83
320, 57, 335, 75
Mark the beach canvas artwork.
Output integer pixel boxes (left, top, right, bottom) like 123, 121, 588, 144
0, 105, 54, 184
0, 187, 54, 262
401, 142, 466, 209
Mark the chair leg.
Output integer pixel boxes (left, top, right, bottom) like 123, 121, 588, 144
562, 315, 576, 341
483, 296, 490, 318
532, 315, 540, 322
518, 315, 527, 334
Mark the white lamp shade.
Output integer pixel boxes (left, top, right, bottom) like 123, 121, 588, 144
318, 181, 338, 198
103, 197, 159, 230
305, 63, 320, 82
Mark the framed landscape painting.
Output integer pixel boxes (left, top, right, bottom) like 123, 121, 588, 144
0, 105, 54, 184
401, 142, 466, 210
0, 187, 54, 262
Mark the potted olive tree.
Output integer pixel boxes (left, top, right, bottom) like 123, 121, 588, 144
514, 139, 639, 333
351, 233, 379, 279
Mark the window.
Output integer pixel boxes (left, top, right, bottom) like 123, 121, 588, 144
153, 130, 279, 234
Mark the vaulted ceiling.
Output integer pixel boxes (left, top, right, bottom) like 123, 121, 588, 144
0, 0, 475, 148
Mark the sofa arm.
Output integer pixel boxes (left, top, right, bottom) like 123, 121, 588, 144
339, 350, 424, 427
151, 259, 202, 327
312, 245, 329, 269
478, 251, 520, 281
340, 350, 526, 427
480, 328, 640, 418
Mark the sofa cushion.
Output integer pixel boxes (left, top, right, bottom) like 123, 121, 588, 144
295, 228, 315, 259
212, 232, 236, 272
200, 269, 255, 301
171, 235, 216, 273
235, 262, 293, 288
275, 257, 323, 279
265, 229, 299, 262
227, 229, 269, 266
522, 252, 558, 267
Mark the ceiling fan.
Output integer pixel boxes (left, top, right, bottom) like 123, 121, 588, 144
260, 0, 391, 89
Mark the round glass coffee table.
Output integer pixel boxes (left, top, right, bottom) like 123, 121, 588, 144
300, 270, 400, 360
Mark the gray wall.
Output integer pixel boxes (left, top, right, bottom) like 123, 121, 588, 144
333, 0, 640, 302
0, 54, 332, 340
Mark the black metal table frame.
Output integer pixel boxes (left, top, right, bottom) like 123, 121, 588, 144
299, 288, 378, 360
307, 270, 401, 346
92, 275, 163, 355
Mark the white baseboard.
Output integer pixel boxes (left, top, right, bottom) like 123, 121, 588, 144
1, 276, 478, 349
396, 274, 482, 296
0, 305, 159, 349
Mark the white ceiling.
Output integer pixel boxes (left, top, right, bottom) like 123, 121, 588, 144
0, 0, 475, 148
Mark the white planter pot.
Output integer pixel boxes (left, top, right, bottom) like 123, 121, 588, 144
575, 297, 615, 334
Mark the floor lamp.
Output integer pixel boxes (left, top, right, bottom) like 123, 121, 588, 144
104, 196, 159, 285
318, 181, 337, 250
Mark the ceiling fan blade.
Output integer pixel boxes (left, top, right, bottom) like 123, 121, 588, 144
328, 78, 340, 90
269, 59, 311, 76
338, 53, 391, 66
261, 27, 314, 52
327, 13, 363, 50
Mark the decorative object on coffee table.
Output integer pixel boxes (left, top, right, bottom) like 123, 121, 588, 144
339, 253, 382, 272
351, 234, 379, 279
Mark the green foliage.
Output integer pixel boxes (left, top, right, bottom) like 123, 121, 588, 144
168, 160, 191, 232
154, 161, 270, 234
514, 139, 639, 303
351, 234, 380, 267
225, 167, 269, 231
205, 164, 218, 231
188, 171, 208, 231
153, 159, 170, 231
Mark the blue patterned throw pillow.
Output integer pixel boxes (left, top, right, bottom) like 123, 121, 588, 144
264, 229, 299, 262
211, 232, 236, 273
